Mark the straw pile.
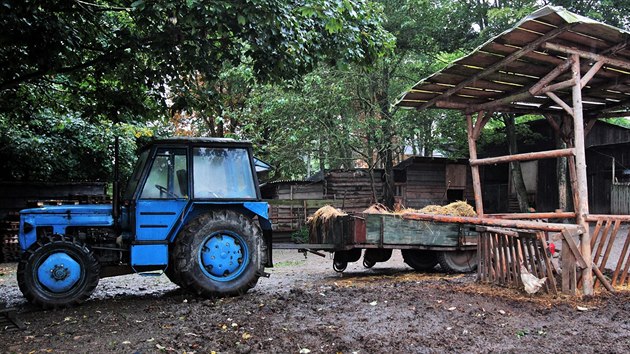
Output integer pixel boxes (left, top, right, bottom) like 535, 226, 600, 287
307, 205, 347, 238
361, 200, 476, 217
418, 201, 477, 217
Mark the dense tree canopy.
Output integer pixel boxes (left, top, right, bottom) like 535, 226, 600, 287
0, 0, 393, 182
1, 0, 629, 194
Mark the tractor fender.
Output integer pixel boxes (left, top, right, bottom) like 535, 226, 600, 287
168, 201, 273, 267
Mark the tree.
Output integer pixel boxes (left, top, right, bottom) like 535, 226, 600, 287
0, 0, 394, 182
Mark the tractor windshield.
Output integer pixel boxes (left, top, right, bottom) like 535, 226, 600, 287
193, 147, 257, 199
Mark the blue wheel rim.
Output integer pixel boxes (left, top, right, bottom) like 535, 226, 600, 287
36, 252, 82, 293
199, 231, 249, 282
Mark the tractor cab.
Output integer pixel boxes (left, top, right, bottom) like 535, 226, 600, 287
17, 137, 272, 309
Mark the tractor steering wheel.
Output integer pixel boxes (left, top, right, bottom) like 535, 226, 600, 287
155, 184, 180, 198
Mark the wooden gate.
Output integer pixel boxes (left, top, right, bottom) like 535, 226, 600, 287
477, 227, 557, 294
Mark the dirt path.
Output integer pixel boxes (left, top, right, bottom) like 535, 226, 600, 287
1, 250, 629, 353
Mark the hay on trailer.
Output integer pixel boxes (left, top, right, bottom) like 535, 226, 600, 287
363, 203, 390, 214
361, 200, 476, 217
307, 205, 347, 242
418, 201, 476, 217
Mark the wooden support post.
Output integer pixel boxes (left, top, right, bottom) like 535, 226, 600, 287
467, 113, 484, 216
571, 54, 594, 296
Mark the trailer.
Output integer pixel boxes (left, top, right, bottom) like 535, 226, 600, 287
275, 212, 478, 273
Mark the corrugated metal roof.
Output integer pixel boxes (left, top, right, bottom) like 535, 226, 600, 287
396, 6, 630, 117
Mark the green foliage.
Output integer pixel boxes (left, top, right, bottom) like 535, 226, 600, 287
0, 113, 151, 182
290, 227, 310, 244
0, 0, 393, 182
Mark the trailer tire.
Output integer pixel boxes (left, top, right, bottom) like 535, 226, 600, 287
172, 210, 265, 297
438, 250, 477, 273
401, 250, 438, 271
17, 235, 100, 309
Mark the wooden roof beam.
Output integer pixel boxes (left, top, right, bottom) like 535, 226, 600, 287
529, 58, 573, 95
418, 24, 574, 110
542, 42, 630, 71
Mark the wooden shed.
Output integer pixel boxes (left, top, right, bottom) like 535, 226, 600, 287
261, 169, 384, 237
394, 156, 475, 209
396, 5, 630, 295
481, 119, 630, 214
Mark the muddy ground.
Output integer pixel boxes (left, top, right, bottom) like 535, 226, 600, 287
1, 250, 629, 353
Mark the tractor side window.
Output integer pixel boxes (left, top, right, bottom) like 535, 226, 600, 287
140, 148, 188, 199
193, 147, 256, 199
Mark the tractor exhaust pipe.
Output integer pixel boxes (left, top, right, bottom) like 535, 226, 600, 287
112, 134, 120, 231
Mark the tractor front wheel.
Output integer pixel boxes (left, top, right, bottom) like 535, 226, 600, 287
17, 235, 100, 309
172, 210, 266, 297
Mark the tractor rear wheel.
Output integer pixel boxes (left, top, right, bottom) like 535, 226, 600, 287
172, 210, 266, 297
17, 235, 100, 309
401, 250, 439, 271
438, 250, 478, 273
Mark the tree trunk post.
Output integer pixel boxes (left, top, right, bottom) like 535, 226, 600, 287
466, 113, 484, 217
571, 54, 593, 296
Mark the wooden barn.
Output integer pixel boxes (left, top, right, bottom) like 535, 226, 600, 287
481, 119, 630, 214
261, 169, 384, 237
394, 156, 475, 209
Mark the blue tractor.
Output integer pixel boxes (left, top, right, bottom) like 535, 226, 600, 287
17, 138, 273, 308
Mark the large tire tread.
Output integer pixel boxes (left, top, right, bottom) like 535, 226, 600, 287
437, 250, 478, 273
17, 234, 100, 309
171, 210, 266, 298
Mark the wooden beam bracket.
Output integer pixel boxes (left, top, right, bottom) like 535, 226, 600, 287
546, 91, 574, 116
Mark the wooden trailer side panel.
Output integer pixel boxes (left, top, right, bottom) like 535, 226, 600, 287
365, 214, 462, 246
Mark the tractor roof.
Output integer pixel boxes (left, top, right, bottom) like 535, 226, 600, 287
139, 137, 253, 152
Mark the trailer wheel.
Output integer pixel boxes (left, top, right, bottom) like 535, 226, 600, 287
17, 235, 100, 309
438, 250, 477, 273
172, 210, 265, 297
401, 250, 438, 271
333, 260, 347, 272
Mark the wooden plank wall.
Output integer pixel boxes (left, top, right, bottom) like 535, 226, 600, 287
0, 182, 107, 220
0, 182, 108, 262
324, 170, 383, 213
403, 163, 474, 209
611, 183, 630, 215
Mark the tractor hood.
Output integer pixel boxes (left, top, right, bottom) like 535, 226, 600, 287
20, 204, 114, 216
20, 204, 116, 250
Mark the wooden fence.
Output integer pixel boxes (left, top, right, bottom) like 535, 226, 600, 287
587, 215, 630, 289
477, 227, 558, 294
